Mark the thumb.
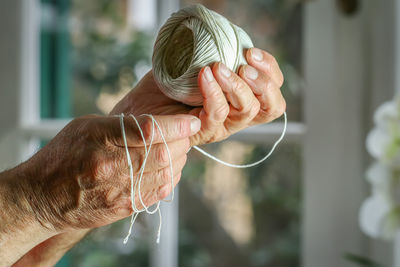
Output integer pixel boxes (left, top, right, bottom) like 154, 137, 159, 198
148, 114, 201, 143
111, 114, 201, 147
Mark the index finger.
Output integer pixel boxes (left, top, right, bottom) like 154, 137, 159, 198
108, 114, 201, 147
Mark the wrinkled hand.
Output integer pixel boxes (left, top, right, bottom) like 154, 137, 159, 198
111, 47, 286, 146
17, 114, 199, 232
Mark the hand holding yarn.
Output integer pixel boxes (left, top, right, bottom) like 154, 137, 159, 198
112, 4, 286, 146
12, 114, 199, 232
112, 47, 285, 146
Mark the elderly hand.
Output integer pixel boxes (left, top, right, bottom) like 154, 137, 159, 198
111, 47, 286, 146
0, 114, 200, 265
28, 114, 198, 229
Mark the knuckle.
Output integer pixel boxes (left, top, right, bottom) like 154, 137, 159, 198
134, 150, 145, 172
259, 80, 277, 102
161, 167, 172, 183
145, 193, 158, 207
208, 84, 222, 99
268, 101, 286, 120
141, 117, 156, 143
265, 78, 274, 92
279, 72, 285, 87
88, 153, 102, 178
265, 53, 277, 66
158, 185, 171, 200
231, 77, 244, 94
184, 138, 190, 151
178, 138, 190, 154
270, 55, 278, 66
249, 101, 260, 118
181, 157, 188, 170
174, 173, 182, 185
105, 187, 120, 204
156, 147, 170, 167
213, 103, 229, 122
176, 118, 189, 137
276, 99, 287, 117
91, 157, 114, 179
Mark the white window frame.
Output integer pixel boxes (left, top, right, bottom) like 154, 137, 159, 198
1, 0, 398, 266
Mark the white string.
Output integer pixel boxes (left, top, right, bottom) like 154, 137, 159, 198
192, 112, 287, 168
119, 111, 287, 244
119, 113, 174, 244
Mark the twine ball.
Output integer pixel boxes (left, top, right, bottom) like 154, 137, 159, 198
152, 4, 254, 106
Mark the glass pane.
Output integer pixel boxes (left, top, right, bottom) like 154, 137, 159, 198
181, 0, 304, 122
180, 142, 302, 267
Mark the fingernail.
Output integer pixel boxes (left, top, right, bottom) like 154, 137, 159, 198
190, 118, 201, 134
219, 63, 231, 78
204, 66, 214, 82
244, 65, 258, 80
251, 48, 263, 61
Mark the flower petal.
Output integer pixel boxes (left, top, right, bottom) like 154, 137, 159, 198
359, 195, 390, 238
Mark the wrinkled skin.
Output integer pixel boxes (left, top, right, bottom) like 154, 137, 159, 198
1, 114, 199, 266
23, 115, 198, 230
5, 47, 286, 267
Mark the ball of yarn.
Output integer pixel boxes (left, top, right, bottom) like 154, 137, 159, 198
152, 4, 254, 106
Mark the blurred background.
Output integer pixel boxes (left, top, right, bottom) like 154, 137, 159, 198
0, 0, 399, 266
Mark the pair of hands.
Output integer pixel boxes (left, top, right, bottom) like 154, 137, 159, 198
6, 48, 285, 266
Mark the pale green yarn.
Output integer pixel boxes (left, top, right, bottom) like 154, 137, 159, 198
152, 4, 254, 106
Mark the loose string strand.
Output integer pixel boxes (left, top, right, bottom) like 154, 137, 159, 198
192, 112, 287, 168
120, 114, 173, 244
119, 111, 287, 244
131, 115, 160, 214
152, 118, 175, 203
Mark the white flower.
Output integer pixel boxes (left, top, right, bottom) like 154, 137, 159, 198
360, 96, 400, 240
366, 99, 400, 165
359, 195, 391, 239
373, 100, 398, 128
366, 163, 391, 197
366, 127, 391, 160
